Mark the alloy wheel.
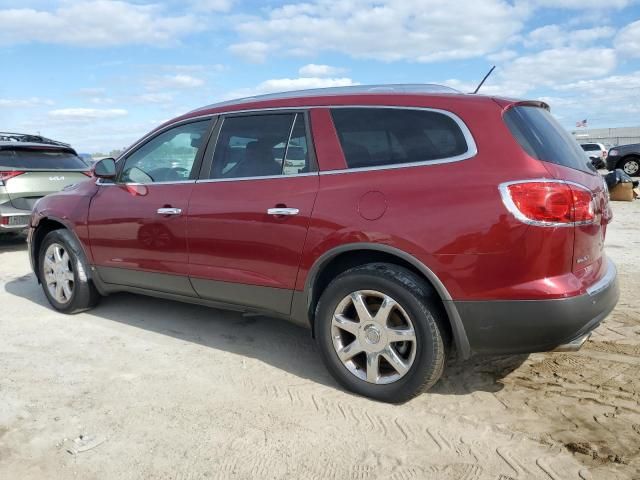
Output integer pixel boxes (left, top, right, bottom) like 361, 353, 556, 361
623, 159, 639, 176
331, 290, 417, 384
43, 243, 75, 304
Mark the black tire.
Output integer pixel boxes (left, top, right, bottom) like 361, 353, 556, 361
38, 229, 100, 314
315, 263, 447, 403
620, 157, 640, 177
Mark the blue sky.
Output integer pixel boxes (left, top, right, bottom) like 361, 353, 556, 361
0, 0, 639, 153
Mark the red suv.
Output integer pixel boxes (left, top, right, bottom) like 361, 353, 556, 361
28, 85, 619, 402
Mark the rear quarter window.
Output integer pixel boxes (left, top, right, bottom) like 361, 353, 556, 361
330, 108, 471, 169
0, 149, 87, 169
504, 106, 595, 174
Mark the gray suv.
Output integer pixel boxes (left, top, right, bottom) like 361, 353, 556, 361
0, 133, 90, 232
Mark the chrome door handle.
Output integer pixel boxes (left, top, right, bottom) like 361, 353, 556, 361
157, 207, 182, 215
267, 207, 299, 216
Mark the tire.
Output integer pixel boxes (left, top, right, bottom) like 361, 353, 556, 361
315, 263, 447, 403
620, 157, 640, 177
38, 229, 100, 314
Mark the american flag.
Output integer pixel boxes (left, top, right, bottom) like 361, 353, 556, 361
575, 119, 588, 128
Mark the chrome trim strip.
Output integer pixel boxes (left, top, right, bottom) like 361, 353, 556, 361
587, 259, 616, 296
96, 179, 196, 186
195, 172, 318, 183
498, 178, 597, 228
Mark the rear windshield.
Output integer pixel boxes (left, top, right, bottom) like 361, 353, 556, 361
0, 149, 87, 170
331, 108, 469, 169
504, 106, 594, 174
581, 144, 600, 151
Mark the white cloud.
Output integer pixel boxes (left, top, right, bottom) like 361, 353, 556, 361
190, 0, 234, 12
225, 76, 358, 100
48, 108, 128, 121
134, 93, 175, 104
501, 47, 617, 88
615, 20, 640, 57
233, 0, 527, 62
144, 74, 205, 90
487, 49, 518, 62
532, 0, 630, 8
525, 25, 615, 49
0, 1, 200, 47
298, 64, 345, 77
0, 97, 54, 108
228, 41, 272, 63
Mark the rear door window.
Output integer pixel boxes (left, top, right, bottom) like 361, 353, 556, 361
330, 108, 470, 169
504, 106, 595, 174
0, 149, 88, 169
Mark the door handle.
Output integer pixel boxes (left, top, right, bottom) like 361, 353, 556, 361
157, 207, 182, 215
267, 207, 299, 216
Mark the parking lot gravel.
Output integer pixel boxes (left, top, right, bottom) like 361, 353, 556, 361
1, 201, 639, 479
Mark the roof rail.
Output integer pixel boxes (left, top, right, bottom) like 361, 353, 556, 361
193, 83, 461, 112
0, 132, 71, 147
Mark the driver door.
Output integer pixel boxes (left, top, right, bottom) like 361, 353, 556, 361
88, 118, 214, 296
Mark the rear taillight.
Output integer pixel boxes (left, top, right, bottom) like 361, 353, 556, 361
0, 171, 25, 186
602, 150, 607, 159
500, 180, 595, 226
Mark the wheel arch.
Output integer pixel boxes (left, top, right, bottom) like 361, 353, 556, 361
302, 243, 471, 359
30, 216, 91, 284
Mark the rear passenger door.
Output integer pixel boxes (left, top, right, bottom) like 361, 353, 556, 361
187, 111, 319, 315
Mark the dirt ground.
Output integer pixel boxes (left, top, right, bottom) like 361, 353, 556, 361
0, 201, 638, 480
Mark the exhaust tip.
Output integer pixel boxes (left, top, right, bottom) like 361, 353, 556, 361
552, 332, 592, 352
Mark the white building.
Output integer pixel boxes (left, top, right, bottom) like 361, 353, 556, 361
571, 126, 640, 148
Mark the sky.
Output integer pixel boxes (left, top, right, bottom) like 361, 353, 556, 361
0, 0, 639, 153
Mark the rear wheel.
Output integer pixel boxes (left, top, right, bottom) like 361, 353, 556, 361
39, 229, 100, 313
621, 157, 640, 177
315, 263, 446, 403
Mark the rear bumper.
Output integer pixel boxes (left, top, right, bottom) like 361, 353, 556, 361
454, 259, 619, 355
0, 202, 31, 231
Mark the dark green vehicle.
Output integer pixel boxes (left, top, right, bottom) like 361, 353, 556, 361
0, 133, 91, 232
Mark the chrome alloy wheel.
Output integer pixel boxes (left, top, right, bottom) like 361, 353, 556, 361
331, 290, 417, 384
623, 159, 639, 176
43, 243, 75, 304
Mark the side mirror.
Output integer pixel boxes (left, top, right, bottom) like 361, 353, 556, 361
93, 158, 116, 179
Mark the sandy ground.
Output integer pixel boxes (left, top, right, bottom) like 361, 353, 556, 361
0, 201, 638, 480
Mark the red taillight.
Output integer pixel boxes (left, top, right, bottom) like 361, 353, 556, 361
0, 171, 25, 185
602, 150, 607, 159
500, 180, 595, 226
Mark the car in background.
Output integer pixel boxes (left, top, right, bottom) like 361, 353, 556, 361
0, 132, 91, 233
606, 143, 640, 177
580, 142, 607, 169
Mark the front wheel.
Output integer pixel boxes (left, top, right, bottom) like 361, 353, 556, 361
621, 157, 640, 177
39, 229, 100, 313
315, 263, 447, 403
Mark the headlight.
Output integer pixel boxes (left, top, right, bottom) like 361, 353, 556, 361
609, 149, 618, 156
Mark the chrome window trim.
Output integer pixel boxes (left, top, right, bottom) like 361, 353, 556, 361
498, 178, 597, 228
110, 105, 477, 181
195, 172, 318, 184
96, 179, 196, 186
